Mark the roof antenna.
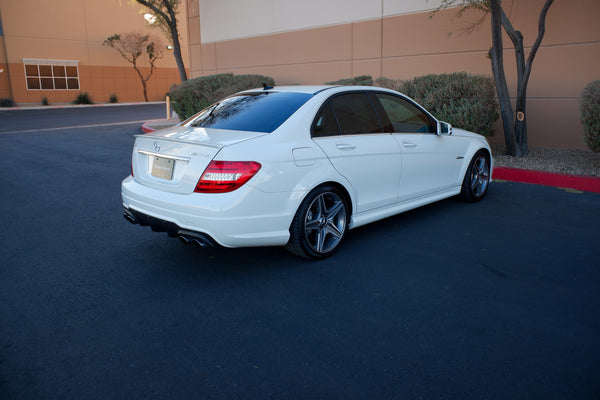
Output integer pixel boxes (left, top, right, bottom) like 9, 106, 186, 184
262, 83, 274, 90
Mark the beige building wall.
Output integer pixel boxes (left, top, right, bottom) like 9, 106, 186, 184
0, 0, 189, 104
188, 0, 600, 150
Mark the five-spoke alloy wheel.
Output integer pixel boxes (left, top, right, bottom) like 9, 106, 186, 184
286, 185, 348, 259
460, 150, 490, 202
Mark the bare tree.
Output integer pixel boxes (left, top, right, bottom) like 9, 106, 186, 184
134, 0, 187, 82
104, 32, 163, 102
434, 0, 554, 156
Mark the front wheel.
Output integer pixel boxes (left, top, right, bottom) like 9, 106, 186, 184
460, 150, 490, 202
286, 186, 349, 260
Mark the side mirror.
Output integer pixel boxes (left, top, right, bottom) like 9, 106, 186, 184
437, 121, 452, 136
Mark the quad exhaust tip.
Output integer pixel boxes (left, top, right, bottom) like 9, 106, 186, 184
123, 207, 217, 248
123, 211, 137, 225
179, 235, 191, 245
178, 235, 212, 248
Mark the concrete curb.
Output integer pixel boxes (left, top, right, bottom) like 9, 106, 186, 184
4, 101, 166, 111
142, 118, 179, 133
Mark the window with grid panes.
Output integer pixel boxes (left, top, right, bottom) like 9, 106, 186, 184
23, 59, 80, 90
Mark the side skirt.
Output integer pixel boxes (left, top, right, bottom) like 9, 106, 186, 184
349, 186, 461, 229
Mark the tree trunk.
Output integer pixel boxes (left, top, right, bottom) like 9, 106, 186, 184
132, 60, 149, 102
170, 24, 187, 82
498, 0, 553, 157
431, 1, 554, 157
141, 80, 149, 102
514, 90, 528, 156
489, 0, 518, 156
501, 8, 528, 156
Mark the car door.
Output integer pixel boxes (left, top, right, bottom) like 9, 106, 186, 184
311, 92, 403, 213
373, 93, 468, 201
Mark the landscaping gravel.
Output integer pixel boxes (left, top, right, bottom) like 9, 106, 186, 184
490, 143, 600, 177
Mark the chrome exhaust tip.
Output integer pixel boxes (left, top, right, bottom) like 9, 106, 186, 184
123, 211, 137, 224
179, 235, 191, 245
191, 238, 207, 248
177, 230, 217, 248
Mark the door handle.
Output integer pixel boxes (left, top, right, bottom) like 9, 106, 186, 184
402, 140, 417, 148
336, 143, 356, 151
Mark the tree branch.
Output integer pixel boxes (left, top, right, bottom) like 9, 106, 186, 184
135, 0, 170, 25
499, 6, 525, 90
499, 7, 520, 46
522, 0, 554, 88
134, 0, 187, 81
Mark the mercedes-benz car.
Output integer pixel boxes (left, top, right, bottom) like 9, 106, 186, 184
122, 85, 492, 259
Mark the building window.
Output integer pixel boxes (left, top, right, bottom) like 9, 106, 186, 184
23, 59, 80, 90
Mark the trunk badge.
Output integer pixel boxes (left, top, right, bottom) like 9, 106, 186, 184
154, 142, 160, 152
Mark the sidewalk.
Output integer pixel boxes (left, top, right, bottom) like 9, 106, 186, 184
4, 101, 167, 111
140, 118, 600, 194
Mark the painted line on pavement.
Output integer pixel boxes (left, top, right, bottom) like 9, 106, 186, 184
0, 119, 150, 135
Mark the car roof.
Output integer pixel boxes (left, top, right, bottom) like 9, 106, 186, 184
239, 85, 335, 95
241, 85, 401, 96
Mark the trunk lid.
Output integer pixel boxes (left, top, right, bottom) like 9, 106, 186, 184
132, 125, 267, 194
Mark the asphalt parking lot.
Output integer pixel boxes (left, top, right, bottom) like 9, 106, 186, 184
1, 106, 599, 399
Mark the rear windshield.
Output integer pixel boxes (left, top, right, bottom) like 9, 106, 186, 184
188, 92, 312, 133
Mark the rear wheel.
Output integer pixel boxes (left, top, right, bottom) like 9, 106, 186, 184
286, 186, 349, 259
460, 150, 490, 202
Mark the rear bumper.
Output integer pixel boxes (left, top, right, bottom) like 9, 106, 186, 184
121, 176, 298, 248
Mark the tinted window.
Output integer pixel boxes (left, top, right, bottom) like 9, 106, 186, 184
311, 103, 341, 137
376, 93, 434, 133
189, 92, 312, 133
329, 93, 383, 135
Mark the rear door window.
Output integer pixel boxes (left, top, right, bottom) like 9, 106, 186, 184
329, 93, 383, 135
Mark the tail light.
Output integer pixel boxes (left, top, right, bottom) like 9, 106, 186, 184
194, 161, 261, 193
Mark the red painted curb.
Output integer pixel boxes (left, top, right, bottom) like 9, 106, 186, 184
493, 167, 600, 193
141, 122, 155, 133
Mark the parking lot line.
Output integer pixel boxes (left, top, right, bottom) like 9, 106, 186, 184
0, 119, 149, 135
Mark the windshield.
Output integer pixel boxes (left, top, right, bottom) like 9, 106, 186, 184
188, 92, 312, 133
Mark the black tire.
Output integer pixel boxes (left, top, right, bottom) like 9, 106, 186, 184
285, 185, 349, 260
460, 150, 491, 202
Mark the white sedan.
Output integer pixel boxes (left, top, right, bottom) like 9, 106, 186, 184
122, 85, 492, 259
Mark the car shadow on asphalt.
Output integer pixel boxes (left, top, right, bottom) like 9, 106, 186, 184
117, 183, 506, 285
134, 196, 466, 278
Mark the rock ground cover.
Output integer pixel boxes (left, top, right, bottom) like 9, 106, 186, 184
491, 143, 600, 177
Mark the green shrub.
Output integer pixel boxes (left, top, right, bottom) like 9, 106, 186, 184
42, 97, 49, 106
580, 80, 600, 153
73, 92, 94, 105
326, 75, 374, 86
109, 93, 118, 103
393, 72, 499, 137
374, 77, 403, 92
0, 97, 16, 107
168, 73, 276, 120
